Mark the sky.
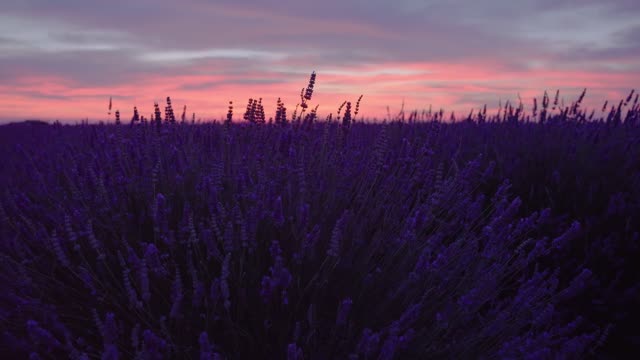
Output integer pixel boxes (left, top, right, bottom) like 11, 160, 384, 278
0, 0, 639, 123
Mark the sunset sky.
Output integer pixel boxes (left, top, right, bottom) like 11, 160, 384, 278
1, 0, 639, 123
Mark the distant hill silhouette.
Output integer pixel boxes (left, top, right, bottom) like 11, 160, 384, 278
1, 120, 49, 126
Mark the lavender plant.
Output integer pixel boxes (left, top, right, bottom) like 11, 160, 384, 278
1, 77, 638, 359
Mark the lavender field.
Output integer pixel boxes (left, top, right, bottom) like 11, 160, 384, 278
1, 72, 639, 360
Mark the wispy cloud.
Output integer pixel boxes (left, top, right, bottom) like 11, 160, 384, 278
0, 15, 134, 56
137, 49, 289, 64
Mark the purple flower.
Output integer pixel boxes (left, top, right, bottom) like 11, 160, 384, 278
154, 193, 169, 235
101, 344, 119, 360
327, 210, 350, 257
287, 343, 304, 360
50, 230, 70, 267
526, 237, 550, 264
435, 312, 448, 329
260, 262, 293, 305
144, 243, 164, 275
269, 240, 283, 258
126, 245, 142, 272
397, 303, 421, 330
139, 260, 151, 302
273, 196, 285, 226
86, 220, 105, 260
430, 253, 448, 271
103, 313, 118, 346
295, 225, 320, 264
122, 265, 141, 309
170, 269, 184, 319
560, 333, 597, 357
78, 266, 97, 296
398, 329, 416, 350
458, 288, 480, 310
199, 332, 213, 360
532, 304, 555, 328
356, 328, 380, 357
551, 221, 582, 249
26, 320, 61, 350
260, 240, 293, 305
557, 268, 593, 301
378, 333, 399, 360
142, 329, 166, 360
201, 228, 222, 261
221, 253, 231, 310
336, 297, 353, 326
298, 203, 310, 226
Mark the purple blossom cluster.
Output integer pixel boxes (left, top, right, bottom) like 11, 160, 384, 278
1, 78, 639, 358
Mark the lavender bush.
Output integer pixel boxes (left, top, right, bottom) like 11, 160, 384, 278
1, 75, 638, 359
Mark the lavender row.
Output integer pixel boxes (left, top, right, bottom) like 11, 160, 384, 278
1, 83, 639, 358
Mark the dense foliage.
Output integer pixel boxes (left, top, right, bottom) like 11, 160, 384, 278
1, 80, 639, 359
